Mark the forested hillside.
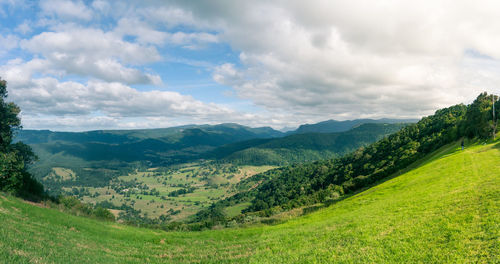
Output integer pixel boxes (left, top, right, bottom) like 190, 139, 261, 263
210, 123, 407, 165
16, 124, 284, 145
17, 123, 284, 165
293, 118, 417, 134
19, 121, 409, 195
201, 93, 499, 221
18, 124, 284, 189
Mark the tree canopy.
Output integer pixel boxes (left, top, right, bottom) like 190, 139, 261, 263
0, 78, 44, 198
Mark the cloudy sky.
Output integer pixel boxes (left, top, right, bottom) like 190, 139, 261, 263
1, 0, 499, 131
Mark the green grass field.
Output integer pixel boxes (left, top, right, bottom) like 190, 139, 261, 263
1, 140, 498, 263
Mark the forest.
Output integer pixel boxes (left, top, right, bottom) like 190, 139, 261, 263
0, 79, 115, 221
193, 93, 499, 228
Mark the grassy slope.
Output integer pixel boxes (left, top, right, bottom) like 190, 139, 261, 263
0, 140, 498, 263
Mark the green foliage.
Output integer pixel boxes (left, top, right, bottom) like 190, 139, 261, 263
240, 103, 469, 212
167, 187, 195, 197
57, 195, 114, 221
190, 204, 227, 230
93, 207, 115, 221
0, 78, 44, 199
462, 92, 498, 139
293, 118, 417, 134
211, 123, 408, 165
0, 79, 21, 150
211, 94, 498, 215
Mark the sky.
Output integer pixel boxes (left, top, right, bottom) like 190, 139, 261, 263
1, 0, 500, 131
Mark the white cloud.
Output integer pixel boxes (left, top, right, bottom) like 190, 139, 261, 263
183, 0, 500, 119
6, 76, 234, 119
22, 27, 160, 64
167, 32, 219, 49
0, 58, 51, 87
113, 17, 219, 48
5, 0, 500, 131
114, 18, 169, 45
138, 6, 202, 29
15, 20, 32, 35
20, 27, 162, 84
213, 63, 242, 86
91, 0, 110, 14
40, 0, 93, 21
0, 34, 19, 55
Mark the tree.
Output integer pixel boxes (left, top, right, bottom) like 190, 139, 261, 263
0, 79, 20, 151
462, 92, 497, 139
93, 207, 115, 221
0, 78, 44, 198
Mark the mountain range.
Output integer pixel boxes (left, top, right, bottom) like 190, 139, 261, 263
16, 119, 412, 193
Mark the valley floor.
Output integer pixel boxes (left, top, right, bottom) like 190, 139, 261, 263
1, 140, 499, 263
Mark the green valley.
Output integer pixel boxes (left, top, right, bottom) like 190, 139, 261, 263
73, 163, 275, 222
16, 121, 407, 223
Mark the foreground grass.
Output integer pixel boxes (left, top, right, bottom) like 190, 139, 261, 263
1, 140, 499, 263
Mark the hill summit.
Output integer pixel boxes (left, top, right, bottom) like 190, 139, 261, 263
293, 118, 417, 134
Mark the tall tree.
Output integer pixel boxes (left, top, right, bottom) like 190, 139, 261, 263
462, 92, 497, 139
0, 78, 43, 198
0, 79, 20, 150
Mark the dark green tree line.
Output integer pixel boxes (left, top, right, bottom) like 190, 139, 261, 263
0, 78, 44, 198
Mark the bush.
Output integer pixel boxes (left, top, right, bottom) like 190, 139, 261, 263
93, 207, 115, 221
55, 195, 115, 221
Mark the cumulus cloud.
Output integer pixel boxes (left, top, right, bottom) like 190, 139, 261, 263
4, 0, 500, 130
0, 58, 52, 87
22, 27, 161, 64
5, 74, 246, 130
169, 0, 500, 119
6, 76, 232, 118
137, 5, 204, 29
40, 0, 93, 21
20, 27, 162, 84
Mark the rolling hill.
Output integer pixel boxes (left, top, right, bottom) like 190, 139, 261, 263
1, 139, 498, 263
292, 118, 417, 134
18, 121, 409, 194
209, 123, 408, 165
16, 124, 284, 189
16, 123, 285, 165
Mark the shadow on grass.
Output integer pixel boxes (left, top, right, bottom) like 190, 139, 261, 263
301, 204, 324, 215
492, 138, 500, 149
